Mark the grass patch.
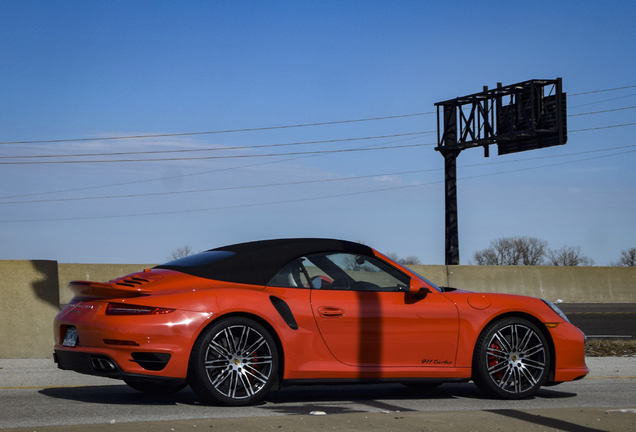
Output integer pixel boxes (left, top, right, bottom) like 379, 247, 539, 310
585, 339, 636, 357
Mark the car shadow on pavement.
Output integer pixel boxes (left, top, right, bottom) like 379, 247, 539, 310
487, 409, 606, 432
260, 384, 579, 416
265, 382, 577, 402
39, 385, 200, 406
38, 382, 578, 408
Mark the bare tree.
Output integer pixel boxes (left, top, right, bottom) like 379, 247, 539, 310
473, 247, 500, 265
343, 255, 365, 271
473, 237, 547, 265
519, 237, 548, 265
547, 245, 594, 266
168, 245, 193, 260
386, 253, 422, 265
385, 252, 400, 262
400, 255, 422, 265
610, 248, 636, 266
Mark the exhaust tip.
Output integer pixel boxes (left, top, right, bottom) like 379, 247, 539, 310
91, 356, 118, 372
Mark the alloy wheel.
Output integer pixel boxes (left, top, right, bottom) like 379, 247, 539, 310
204, 324, 274, 399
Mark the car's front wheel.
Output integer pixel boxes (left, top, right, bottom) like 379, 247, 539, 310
188, 317, 279, 406
472, 317, 550, 399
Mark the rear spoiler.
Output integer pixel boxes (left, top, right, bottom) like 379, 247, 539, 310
68, 280, 151, 299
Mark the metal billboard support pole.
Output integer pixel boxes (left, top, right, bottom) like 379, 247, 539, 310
439, 104, 460, 265
441, 147, 461, 265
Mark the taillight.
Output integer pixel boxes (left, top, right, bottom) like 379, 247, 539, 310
105, 303, 175, 315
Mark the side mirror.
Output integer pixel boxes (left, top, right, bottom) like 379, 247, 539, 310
409, 278, 431, 295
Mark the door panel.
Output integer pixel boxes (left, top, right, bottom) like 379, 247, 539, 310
311, 290, 459, 367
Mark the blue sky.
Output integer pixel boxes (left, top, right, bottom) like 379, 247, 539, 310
1, 0, 635, 265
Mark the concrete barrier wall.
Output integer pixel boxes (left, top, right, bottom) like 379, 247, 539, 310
452, 265, 636, 303
0, 261, 61, 359
0, 260, 634, 358
408, 265, 636, 303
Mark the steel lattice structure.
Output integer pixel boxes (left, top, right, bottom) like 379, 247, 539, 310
435, 79, 567, 265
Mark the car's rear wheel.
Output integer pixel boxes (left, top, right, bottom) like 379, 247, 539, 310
473, 317, 549, 399
123, 379, 187, 394
189, 317, 278, 406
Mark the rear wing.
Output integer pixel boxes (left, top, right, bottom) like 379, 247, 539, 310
68, 280, 151, 299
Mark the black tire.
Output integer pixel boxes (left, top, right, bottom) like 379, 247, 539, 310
188, 317, 279, 406
472, 317, 550, 399
123, 379, 187, 395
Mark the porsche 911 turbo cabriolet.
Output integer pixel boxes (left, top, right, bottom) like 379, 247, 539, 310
54, 238, 588, 405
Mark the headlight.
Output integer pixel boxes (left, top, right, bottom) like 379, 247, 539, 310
541, 299, 570, 323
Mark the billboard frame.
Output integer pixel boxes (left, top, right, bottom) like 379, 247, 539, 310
434, 78, 567, 265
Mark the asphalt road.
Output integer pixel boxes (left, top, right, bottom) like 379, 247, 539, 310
0, 307, 633, 431
560, 303, 636, 338
1, 358, 635, 431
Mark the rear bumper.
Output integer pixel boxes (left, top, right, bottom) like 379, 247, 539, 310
54, 304, 210, 380
54, 350, 186, 386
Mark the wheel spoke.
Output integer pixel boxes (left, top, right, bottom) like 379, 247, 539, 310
210, 366, 232, 388
224, 370, 237, 398
513, 368, 523, 393
497, 367, 514, 389
243, 364, 269, 384
518, 327, 533, 352
510, 325, 521, 351
238, 371, 256, 396
522, 343, 545, 358
493, 332, 512, 353
246, 354, 272, 364
488, 361, 509, 375
208, 339, 231, 358
521, 357, 545, 370
205, 358, 230, 369
519, 365, 538, 386
235, 326, 250, 354
223, 328, 237, 354
486, 348, 508, 361
244, 335, 267, 356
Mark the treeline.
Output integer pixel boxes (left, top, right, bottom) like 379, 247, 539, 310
472, 237, 635, 267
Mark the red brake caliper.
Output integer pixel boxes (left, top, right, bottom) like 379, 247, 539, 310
488, 341, 503, 379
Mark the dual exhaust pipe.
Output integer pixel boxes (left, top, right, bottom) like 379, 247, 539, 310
91, 356, 117, 372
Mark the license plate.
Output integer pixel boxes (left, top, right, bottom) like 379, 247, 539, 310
62, 327, 78, 348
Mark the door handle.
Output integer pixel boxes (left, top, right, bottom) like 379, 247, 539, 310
317, 306, 345, 318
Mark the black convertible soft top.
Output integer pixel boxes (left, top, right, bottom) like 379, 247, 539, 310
155, 238, 374, 286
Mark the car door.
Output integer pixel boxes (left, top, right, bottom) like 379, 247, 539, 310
307, 252, 459, 368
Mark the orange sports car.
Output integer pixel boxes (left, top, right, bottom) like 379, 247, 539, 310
53, 238, 588, 405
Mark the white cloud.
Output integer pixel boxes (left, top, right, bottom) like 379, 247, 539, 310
373, 175, 402, 184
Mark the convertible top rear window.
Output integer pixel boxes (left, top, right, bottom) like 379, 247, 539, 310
157, 250, 235, 268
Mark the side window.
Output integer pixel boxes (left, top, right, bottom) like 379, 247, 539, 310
302, 252, 409, 292
267, 259, 310, 288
